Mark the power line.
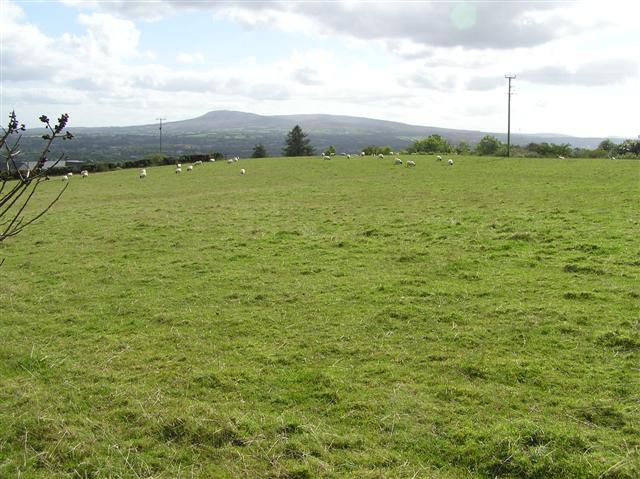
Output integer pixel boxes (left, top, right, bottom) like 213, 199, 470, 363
156, 117, 166, 159
505, 75, 515, 158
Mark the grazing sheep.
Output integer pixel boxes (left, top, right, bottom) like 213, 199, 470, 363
209, 158, 216, 162
347, 154, 351, 159
407, 160, 416, 167
394, 158, 403, 165
324, 155, 331, 160
67, 172, 73, 177
558, 156, 565, 160
177, 163, 182, 168
378, 153, 384, 159
80, 170, 89, 178
234, 157, 239, 162
227, 159, 234, 164
187, 165, 193, 172
139, 169, 147, 178
611, 156, 616, 160
361, 152, 365, 156
175, 167, 182, 174
62, 175, 68, 181
194, 160, 202, 166
448, 159, 454, 166
437, 155, 443, 161
240, 168, 246, 175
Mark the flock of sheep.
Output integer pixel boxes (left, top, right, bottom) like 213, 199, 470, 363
62, 152, 456, 181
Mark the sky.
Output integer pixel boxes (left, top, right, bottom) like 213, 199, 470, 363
1, 0, 639, 138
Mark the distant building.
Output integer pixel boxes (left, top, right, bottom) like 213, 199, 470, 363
1, 159, 66, 173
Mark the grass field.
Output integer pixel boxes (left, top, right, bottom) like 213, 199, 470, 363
1, 155, 638, 478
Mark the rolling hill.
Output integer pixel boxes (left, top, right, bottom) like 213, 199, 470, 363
18, 110, 612, 162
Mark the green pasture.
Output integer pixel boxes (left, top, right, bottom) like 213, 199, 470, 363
1, 155, 638, 478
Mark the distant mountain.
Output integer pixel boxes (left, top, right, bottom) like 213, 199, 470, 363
18, 110, 612, 162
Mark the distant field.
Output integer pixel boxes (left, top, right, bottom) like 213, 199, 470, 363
1, 155, 638, 478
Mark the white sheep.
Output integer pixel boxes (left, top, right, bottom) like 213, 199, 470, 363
558, 156, 565, 160
360, 152, 365, 156
209, 158, 216, 162
81, 170, 89, 178
240, 168, 246, 175
175, 167, 182, 174
139, 169, 147, 178
187, 165, 193, 172
407, 160, 416, 167
67, 172, 73, 177
234, 157, 239, 162
324, 155, 331, 160
437, 155, 443, 161
394, 158, 403, 165
378, 153, 384, 159
194, 160, 202, 166
62, 175, 69, 181
347, 154, 351, 159
177, 163, 182, 168
227, 159, 234, 164
448, 159, 454, 165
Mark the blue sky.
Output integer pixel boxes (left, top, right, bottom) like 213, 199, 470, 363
1, 0, 639, 138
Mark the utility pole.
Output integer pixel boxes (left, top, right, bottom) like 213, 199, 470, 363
156, 117, 166, 159
505, 75, 515, 157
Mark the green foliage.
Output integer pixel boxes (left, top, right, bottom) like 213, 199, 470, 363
1, 156, 638, 477
283, 125, 314, 156
525, 142, 572, 158
323, 145, 336, 156
251, 143, 268, 158
408, 134, 453, 154
361, 145, 392, 155
598, 139, 617, 151
475, 135, 503, 155
455, 140, 470, 155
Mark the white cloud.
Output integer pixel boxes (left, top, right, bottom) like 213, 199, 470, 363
176, 52, 205, 64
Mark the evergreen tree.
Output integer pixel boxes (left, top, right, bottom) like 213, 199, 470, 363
283, 125, 314, 156
251, 143, 267, 158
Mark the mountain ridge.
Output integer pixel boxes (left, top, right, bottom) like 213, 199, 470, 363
21, 110, 613, 161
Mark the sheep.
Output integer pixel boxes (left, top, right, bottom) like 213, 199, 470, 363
240, 168, 246, 175
407, 160, 416, 167
81, 170, 89, 178
67, 172, 73, 177
227, 159, 234, 164
347, 154, 351, 159
62, 175, 69, 181
177, 163, 182, 168
139, 169, 147, 178
234, 156, 239, 162
194, 160, 202, 166
361, 152, 365, 156
558, 156, 565, 160
209, 158, 216, 162
378, 153, 384, 159
611, 156, 616, 160
394, 158, 403, 165
436, 155, 442, 161
448, 159, 454, 166
187, 165, 194, 172
323, 154, 331, 160
175, 167, 182, 174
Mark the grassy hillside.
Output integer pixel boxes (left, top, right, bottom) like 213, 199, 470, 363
1, 155, 638, 478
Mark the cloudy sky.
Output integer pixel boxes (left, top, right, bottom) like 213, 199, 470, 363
1, 0, 638, 138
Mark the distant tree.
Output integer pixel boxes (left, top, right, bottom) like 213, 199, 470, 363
598, 139, 617, 152
283, 125, 314, 156
455, 140, 470, 155
616, 139, 640, 157
475, 135, 503, 155
408, 134, 452, 154
362, 145, 392, 155
252, 143, 268, 158
324, 145, 336, 156
1, 111, 73, 264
